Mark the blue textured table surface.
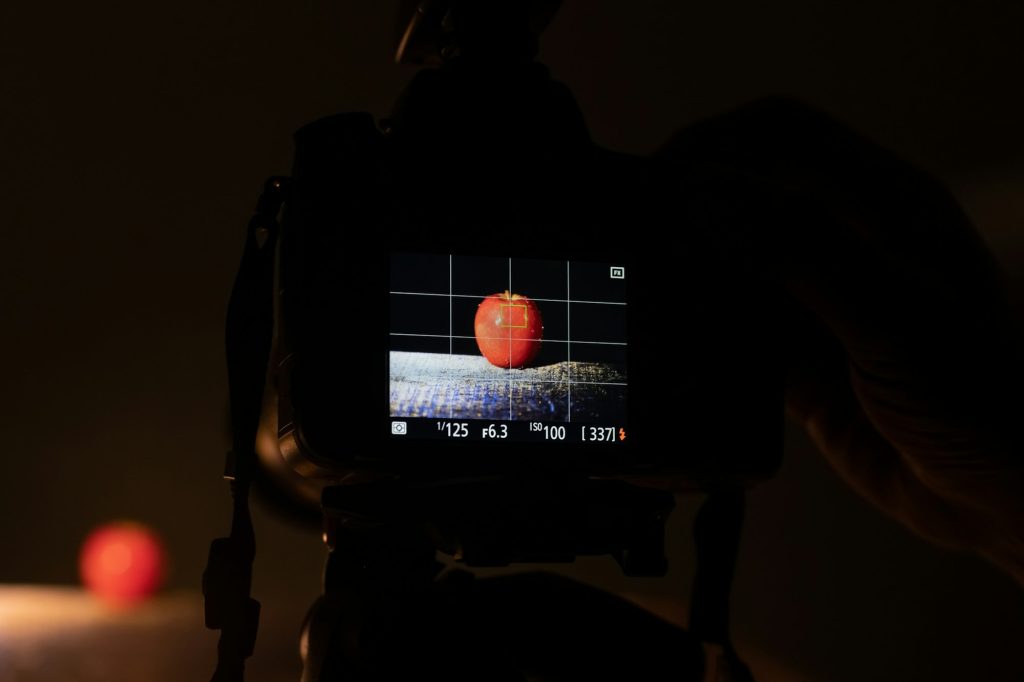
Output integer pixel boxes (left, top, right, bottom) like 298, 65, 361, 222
389, 351, 627, 421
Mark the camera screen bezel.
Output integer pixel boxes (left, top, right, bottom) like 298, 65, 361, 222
386, 249, 633, 453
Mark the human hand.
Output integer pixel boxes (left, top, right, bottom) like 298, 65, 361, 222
659, 98, 1024, 584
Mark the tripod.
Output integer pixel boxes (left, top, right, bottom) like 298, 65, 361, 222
298, 478, 749, 681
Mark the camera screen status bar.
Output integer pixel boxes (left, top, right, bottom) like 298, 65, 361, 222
390, 419, 625, 443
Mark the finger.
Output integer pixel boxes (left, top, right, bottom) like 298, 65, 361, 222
783, 300, 981, 551
786, 314, 1024, 584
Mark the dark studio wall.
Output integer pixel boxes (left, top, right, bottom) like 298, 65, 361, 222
1, 1, 1021, 680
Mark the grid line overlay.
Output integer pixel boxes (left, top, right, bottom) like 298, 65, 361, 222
508, 257, 512, 421
391, 291, 626, 306
390, 333, 626, 346
391, 255, 627, 422
449, 254, 453, 419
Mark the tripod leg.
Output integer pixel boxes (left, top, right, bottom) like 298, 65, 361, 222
299, 524, 441, 682
689, 488, 755, 682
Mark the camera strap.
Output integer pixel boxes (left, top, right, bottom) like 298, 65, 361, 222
203, 177, 289, 682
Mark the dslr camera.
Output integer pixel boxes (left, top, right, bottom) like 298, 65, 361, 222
263, 57, 780, 498
208, 3, 781, 680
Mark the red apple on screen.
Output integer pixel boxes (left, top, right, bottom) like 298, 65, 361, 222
475, 291, 544, 368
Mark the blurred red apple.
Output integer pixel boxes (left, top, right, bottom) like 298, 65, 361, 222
79, 521, 165, 607
474, 291, 544, 368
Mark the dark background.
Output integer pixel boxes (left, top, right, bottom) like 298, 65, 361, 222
2, 1, 1022, 680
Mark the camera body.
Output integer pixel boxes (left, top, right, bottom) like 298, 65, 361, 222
209, 14, 779, 678
263, 61, 781, 489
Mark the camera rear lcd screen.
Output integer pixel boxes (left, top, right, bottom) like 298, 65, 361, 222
389, 253, 628, 444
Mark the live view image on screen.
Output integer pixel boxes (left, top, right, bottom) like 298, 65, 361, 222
389, 253, 628, 443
